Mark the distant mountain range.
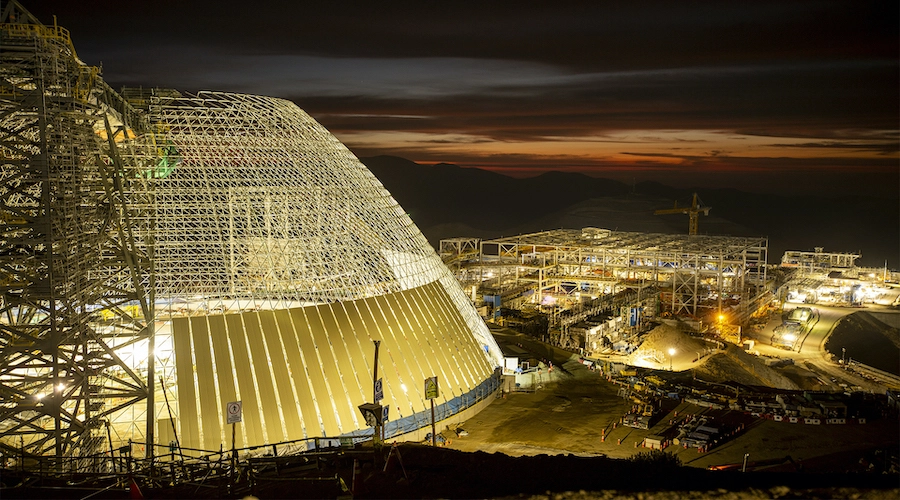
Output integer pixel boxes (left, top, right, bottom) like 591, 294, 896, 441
360, 156, 899, 268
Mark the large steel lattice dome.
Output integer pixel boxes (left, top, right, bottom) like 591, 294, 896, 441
142, 92, 503, 450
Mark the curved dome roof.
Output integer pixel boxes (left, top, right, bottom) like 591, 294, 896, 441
134, 92, 502, 447
146, 92, 449, 306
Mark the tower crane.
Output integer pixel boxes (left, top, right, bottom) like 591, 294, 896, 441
653, 192, 710, 235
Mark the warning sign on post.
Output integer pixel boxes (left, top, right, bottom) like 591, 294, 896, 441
226, 401, 242, 424
424, 376, 439, 400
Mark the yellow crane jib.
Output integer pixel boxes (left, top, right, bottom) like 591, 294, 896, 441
653, 192, 711, 235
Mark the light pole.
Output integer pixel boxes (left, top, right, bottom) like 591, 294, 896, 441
842, 347, 846, 367
668, 348, 675, 371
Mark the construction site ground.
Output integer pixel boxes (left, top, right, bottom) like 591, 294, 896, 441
449, 373, 897, 472
445, 324, 899, 474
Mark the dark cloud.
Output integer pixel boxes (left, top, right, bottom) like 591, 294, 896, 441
22, 0, 899, 196
33, 1, 897, 67
292, 59, 897, 150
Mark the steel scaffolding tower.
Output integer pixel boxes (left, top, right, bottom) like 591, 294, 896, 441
0, 1, 153, 460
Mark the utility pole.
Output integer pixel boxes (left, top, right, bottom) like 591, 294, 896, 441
372, 340, 382, 449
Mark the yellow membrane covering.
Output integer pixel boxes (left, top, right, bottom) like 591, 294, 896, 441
171, 281, 493, 449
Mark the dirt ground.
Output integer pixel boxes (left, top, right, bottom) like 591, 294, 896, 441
449, 369, 899, 473
346, 317, 900, 498
446, 328, 899, 474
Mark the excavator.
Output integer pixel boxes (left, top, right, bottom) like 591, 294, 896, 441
654, 193, 711, 236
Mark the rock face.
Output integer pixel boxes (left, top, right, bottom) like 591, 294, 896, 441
825, 311, 900, 375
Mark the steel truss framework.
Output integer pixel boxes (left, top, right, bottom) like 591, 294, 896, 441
443, 228, 768, 322
0, 2, 153, 460
1, 2, 502, 463
780, 248, 860, 274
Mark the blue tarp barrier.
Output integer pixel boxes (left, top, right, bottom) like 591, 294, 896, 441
341, 369, 501, 443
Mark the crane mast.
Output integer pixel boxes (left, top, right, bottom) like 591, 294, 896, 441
653, 192, 711, 235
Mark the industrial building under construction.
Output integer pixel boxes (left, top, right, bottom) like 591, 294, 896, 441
441, 228, 769, 345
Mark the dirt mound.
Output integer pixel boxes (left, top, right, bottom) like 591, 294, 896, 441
629, 323, 711, 368
695, 345, 800, 390
776, 363, 830, 391
825, 311, 900, 375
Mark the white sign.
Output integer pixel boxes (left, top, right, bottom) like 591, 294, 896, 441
226, 401, 242, 424
374, 378, 384, 402
382, 405, 389, 423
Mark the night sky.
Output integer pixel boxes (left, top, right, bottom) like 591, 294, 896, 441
24, 1, 899, 196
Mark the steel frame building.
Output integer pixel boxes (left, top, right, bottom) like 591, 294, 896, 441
0, 2, 154, 460
441, 228, 769, 324
1, 2, 501, 464
780, 248, 860, 273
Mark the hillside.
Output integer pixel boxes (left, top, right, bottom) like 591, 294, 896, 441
361, 156, 899, 267
825, 311, 900, 375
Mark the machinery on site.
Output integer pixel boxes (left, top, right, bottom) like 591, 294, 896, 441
771, 322, 804, 350
622, 400, 658, 430
673, 416, 720, 449
785, 307, 815, 325
770, 307, 814, 350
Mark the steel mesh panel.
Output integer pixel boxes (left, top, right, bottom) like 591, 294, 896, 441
139, 92, 439, 306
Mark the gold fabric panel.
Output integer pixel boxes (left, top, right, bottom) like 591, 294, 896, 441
438, 284, 487, 386
224, 314, 264, 446
242, 311, 285, 443
258, 310, 303, 440
290, 307, 340, 435
209, 315, 242, 447
377, 293, 436, 404
337, 302, 385, 410
416, 286, 471, 395
274, 309, 320, 438
424, 283, 485, 387
313, 304, 358, 431
321, 303, 366, 425
397, 287, 461, 398
418, 282, 482, 394
190, 316, 222, 450
171, 317, 199, 450
170, 282, 495, 450
157, 418, 177, 453
329, 302, 369, 411
360, 296, 420, 414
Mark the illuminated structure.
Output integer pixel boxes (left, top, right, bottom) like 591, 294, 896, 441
441, 228, 769, 325
779, 248, 896, 306
0, 2, 501, 461
781, 248, 860, 273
